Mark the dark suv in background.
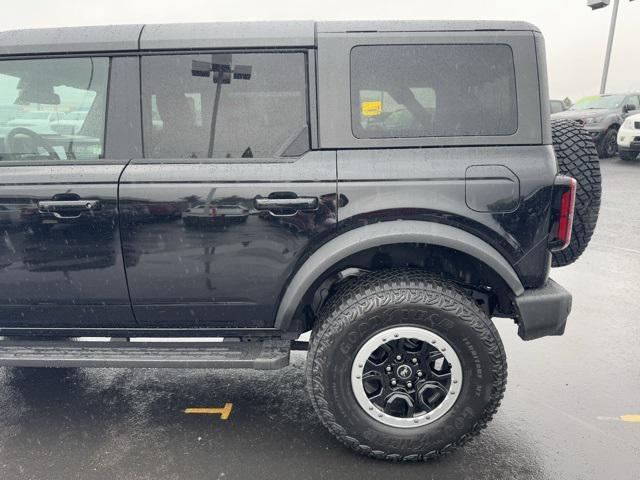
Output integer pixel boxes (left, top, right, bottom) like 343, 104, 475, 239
0, 20, 601, 461
551, 93, 640, 158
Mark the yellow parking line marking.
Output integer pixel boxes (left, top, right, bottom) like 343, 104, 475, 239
620, 415, 640, 423
596, 414, 640, 423
184, 403, 233, 420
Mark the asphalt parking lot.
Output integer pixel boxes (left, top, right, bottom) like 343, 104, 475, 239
0, 156, 638, 480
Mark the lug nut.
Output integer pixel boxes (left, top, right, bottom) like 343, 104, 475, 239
396, 355, 402, 361
390, 379, 397, 386
385, 365, 392, 372
407, 381, 413, 388
411, 358, 418, 364
417, 370, 423, 377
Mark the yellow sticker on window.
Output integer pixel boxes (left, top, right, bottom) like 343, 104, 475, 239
361, 101, 382, 117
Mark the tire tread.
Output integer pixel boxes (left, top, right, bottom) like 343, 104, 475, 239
550, 119, 601, 267
305, 270, 507, 462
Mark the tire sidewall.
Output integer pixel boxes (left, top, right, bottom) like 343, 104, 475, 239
310, 294, 501, 455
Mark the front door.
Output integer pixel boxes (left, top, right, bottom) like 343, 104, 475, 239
0, 56, 135, 329
119, 50, 337, 328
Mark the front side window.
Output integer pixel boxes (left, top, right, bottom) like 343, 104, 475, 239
350, 44, 517, 139
141, 52, 309, 159
0, 57, 109, 161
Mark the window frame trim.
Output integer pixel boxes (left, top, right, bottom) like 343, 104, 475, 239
138, 48, 314, 163
0, 55, 113, 167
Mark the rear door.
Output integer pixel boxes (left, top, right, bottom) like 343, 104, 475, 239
0, 55, 137, 329
119, 50, 337, 329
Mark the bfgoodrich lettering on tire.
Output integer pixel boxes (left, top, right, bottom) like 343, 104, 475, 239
305, 270, 507, 461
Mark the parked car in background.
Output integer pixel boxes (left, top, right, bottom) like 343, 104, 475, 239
6, 110, 61, 134
551, 93, 640, 158
550, 99, 568, 114
50, 110, 87, 135
617, 112, 640, 161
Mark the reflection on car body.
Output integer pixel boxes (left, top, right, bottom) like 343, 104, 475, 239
23, 234, 117, 272
0, 204, 22, 225
182, 203, 250, 228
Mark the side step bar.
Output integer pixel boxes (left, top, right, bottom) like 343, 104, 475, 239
0, 339, 291, 369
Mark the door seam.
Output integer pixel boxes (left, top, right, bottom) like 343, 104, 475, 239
117, 159, 139, 326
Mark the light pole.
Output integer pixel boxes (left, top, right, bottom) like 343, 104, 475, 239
588, 0, 635, 94
191, 54, 252, 157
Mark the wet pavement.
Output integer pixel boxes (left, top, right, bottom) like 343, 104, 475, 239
0, 157, 639, 480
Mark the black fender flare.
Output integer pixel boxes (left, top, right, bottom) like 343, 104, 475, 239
274, 220, 524, 330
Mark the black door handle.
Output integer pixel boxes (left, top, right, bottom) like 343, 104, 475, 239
254, 196, 318, 214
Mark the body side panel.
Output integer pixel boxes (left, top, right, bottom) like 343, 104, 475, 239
0, 164, 133, 327
336, 145, 556, 287
119, 151, 338, 328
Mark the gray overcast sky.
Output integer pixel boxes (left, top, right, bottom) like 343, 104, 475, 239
1, 0, 638, 101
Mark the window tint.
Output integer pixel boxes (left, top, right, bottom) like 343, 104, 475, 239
0, 57, 108, 161
142, 53, 309, 159
350, 44, 517, 139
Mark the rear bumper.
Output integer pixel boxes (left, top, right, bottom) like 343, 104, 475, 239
618, 142, 640, 153
515, 279, 572, 340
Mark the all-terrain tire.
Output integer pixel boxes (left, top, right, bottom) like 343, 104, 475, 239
550, 119, 602, 267
305, 270, 507, 461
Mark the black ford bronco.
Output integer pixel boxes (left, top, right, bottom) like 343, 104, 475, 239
0, 21, 601, 460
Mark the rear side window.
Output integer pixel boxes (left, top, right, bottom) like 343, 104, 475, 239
0, 57, 109, 161
141, 52, 309, 159
350, 44, 517, 139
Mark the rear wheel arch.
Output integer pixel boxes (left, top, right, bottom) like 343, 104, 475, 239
274, 221, 523, 333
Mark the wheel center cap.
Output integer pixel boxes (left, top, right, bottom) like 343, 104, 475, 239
396, 364, 413, 380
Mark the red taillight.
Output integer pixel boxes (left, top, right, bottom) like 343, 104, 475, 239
549, 176, 577, 251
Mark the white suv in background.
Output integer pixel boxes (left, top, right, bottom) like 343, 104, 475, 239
617, 113, 640, 161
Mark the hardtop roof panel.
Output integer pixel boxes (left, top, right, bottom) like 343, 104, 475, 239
0, 24, 143, 56
139, 21, 316, 50
316, 20, 539, 33
0, 20, 540, 57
